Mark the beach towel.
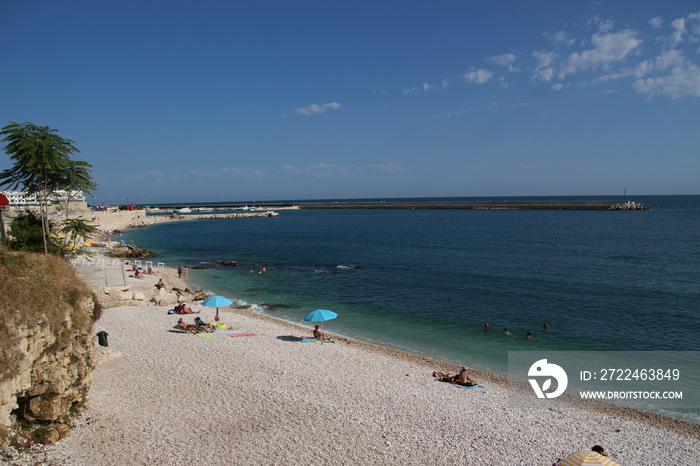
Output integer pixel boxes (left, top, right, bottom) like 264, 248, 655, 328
226, 332, 257, 337
196, 333, 219, 340
301, 336, 334, 343
295, 337, 315, 342
277, 335, 315, 342
452, 383, 486, 390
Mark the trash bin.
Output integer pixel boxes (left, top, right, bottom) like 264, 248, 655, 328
97, 331, 109, 347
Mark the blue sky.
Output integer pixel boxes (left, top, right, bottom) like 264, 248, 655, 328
1, 1, 699, 204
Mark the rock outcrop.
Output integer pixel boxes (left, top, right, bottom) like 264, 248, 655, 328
0, 251, 97, 445
111, 243, 157, 259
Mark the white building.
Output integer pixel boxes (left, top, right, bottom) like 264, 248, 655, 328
0, 190, 86, 206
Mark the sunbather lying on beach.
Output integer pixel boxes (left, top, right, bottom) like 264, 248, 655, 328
432, 367, 478, 386
177, 318, 200, 334
175, 301, 198, 314
194, 317, 214, 333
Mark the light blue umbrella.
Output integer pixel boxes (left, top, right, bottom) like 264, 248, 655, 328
201, 295, 233, 319
303, 309, 338, 322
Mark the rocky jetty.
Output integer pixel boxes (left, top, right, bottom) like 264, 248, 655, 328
609, 201, 651, 210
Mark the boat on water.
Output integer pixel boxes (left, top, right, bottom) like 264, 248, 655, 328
176, 207, 192, 213
193, 207, 214, 212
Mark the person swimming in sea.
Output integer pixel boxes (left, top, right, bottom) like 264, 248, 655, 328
502, 328, 513, 336
484, 323, 490, 332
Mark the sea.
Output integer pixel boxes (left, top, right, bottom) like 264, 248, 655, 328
121, 195, 700, 422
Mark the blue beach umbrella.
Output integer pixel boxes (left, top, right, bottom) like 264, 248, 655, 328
201, 295, 233, 319
303, 309, 338, 322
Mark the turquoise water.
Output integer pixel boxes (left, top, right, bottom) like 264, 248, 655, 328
123, 195, 700, 419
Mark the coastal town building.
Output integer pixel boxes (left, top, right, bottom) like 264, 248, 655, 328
0, 189, 86, 206
0, 190, 90, 229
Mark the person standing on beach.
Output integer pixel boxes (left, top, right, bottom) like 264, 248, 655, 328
183, 266, 189, 278
178, 266, 182, 278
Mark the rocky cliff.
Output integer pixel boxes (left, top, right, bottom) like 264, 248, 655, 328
0, 250, 98, 445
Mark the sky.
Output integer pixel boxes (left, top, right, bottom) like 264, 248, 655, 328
1, 0, 699, 204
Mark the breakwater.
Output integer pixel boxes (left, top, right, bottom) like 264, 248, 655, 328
293, 200, 646, 210
156, 200, 649, 211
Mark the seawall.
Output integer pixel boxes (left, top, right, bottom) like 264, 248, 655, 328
154, 200, 649, 211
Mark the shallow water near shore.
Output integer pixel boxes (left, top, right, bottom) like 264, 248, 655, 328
123, 195, 700, 421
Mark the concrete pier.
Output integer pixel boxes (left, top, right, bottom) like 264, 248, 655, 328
292, 200, 647, 210
153, 199, 649, 211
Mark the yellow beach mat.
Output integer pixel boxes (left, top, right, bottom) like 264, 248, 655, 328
196, 333, 219, 340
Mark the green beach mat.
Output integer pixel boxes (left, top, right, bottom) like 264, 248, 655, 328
196, 333, 219, 340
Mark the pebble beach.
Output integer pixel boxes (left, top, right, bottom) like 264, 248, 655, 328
10, 210, 700, 465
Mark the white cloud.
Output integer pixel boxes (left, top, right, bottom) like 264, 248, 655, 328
488, 53, 516, 66
689, 11, 700, 36
558, 29, 642, 78
533, 50, 557, 68
430, 109, 467, 119
535, 67, 555, 81
597, 19, 615, 33
671, 18, 686, 46
635, 49, 686, 77
633, 62, 700, 98
281, 163, 358, 177
220, 167, 267, 180
281, 162, 407, 177
402, 80, 449, 94
533, 51, 558, 81
650, 17, 663, 29
293, 102, 342, 116
367, 162, 407, 173
548, 30, 576, 46
463, 68, 493, 83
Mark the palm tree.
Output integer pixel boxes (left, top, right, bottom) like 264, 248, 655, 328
58, 218, 99, 257
0, 122, 96, 253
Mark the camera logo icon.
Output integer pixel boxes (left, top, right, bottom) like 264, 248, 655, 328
528, 359, 568, 399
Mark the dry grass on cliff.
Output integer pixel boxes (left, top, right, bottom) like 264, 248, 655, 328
0, 250, 97, 383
